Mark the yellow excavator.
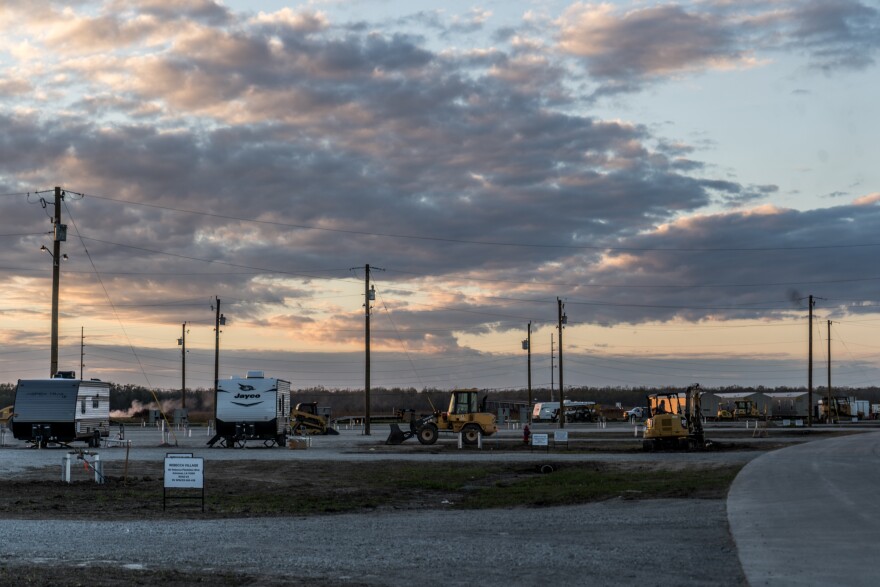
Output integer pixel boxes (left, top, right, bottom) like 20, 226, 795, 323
386, 388, 498, 446
643, 384, 705, 451
290, 402, 340, 435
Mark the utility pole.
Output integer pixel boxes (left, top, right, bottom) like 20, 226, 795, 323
50, 186, 66, 377
557, 297, 566, 430
827, 320, 833, 424
522, 322, 532, 423
79, 326, 84, 379
178, 322, 188, 410
808, 295, 814, 427
213, 298, 225, 421
364, 264, 373, 436
550, 333, 555, 402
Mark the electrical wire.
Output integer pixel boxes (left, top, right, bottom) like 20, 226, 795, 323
78, 190, 880, 253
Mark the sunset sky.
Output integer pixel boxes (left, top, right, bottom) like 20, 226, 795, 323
1, 0, 878, 392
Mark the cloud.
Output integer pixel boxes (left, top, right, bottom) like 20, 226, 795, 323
556, 1, 880, 94
0, 1, 877, 388
559, 3, 747, 78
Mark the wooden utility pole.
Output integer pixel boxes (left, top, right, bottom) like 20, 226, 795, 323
550, 333, 555, 402
180, 322, 188, 410
557, 297, 566, 429
523, 322, 532, 423
50, 186, 65, 377
213, 298, 224, 421
827, 320, 832, 423
364, 264, 372, 436
79, 326, 84, 379
808, 295, 814, 426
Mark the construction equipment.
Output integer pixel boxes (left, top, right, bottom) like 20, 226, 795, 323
717, 399, 761, 420
818, 396, 854, 423
643, 384, 705, 451
290, 402, 339, 435
386, 388, 498, 446
0, 405, 13, 426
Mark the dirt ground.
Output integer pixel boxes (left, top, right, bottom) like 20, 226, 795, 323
0, 457, 742, 585
0, 458, 737, 520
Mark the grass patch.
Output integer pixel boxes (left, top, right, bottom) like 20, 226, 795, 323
458, 464, 742, 509
0, 461, 743, 519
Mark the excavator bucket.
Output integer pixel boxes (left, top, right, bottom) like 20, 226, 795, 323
385, 423, 410, 445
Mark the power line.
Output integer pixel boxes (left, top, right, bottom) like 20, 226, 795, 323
78, 190, 880, 253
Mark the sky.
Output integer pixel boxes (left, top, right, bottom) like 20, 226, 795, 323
0, 0, 878, 394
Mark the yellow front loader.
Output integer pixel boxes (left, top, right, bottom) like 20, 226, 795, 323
386, 389, 497, 445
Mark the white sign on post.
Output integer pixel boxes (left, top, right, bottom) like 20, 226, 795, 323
554, 430, 569, 443
164, 456, 204, 489
531, 433, 549, 447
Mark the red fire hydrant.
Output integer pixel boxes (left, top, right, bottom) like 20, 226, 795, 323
523, 424, 531, 445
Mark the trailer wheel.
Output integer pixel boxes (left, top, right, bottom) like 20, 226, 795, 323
417, 424, 438, 445
224, 436, 235, 448
462, 424, 481, 445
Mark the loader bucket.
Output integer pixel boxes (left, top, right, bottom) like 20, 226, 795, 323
385, 423, 408, 445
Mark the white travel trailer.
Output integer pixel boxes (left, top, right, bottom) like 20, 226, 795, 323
532, 400, 595, 422
211, 371, 291, 448
11, 376, 110, 447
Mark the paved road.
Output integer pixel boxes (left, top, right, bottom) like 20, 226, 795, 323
728, 431, 880, 586
0, 424, 762, 476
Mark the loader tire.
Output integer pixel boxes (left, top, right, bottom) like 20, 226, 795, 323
462, 424, 481, 445
417, 424, 439, 445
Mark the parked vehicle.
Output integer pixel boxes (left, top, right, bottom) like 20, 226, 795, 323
208, 371, 290, 448
10, 375, 110, 447
386, 388, 497, 445
532, 401, 595, 422
624, 406, 650, 423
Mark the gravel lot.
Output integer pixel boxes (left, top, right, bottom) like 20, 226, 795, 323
0, 499, 744, 586
1, 421, 821, 585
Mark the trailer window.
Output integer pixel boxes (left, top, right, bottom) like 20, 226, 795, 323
92, 397, 100, 409
81, 399, 86, 414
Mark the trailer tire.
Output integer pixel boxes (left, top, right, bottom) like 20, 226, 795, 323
462, 424, 481, 445
417, 424, 438, 445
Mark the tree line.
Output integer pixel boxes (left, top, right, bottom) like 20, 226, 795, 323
3, 382, 879, 419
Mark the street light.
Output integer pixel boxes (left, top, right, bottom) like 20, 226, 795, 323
40, 245, 68, 261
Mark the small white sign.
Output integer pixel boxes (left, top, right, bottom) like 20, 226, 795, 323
554, 430, 569, 443
531, 433, 549, 447
164, 457, 204, 488
795, 419, 804, 427
782, 419, 791, 426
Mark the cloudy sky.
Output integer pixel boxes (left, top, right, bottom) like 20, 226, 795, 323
1, 0, 878, 393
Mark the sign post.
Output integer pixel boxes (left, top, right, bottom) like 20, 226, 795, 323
163, 453, 204, 512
